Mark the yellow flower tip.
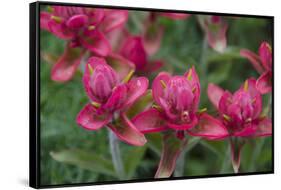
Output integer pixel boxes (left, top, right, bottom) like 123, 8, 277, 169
51, 15, 63, 23
243, 80, 249, 92
47, 6, 54, 13
187, 69, 193, 81
223, 114, 231, 121
88, 25, 96, 31
160, 80, 167, 89
198, 108, 207, 114
91, 101, 101, 108
122, 70, 135, 83
88, 64, 94, 75
152, 104, 162, 110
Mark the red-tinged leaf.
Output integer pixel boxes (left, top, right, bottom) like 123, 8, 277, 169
259, 42, 272, 70
126, 90, 153, 118
105, 53, 135, 80
255, 117, 272, 137
207, 83, 224, 110
256, 71, 272, 94
51, 44, 84, 82
76, 104, 112, 131
102, 10, 128, 33
188, 113, 229, 140
123, 77, 149, 108
240, 49, 264, 74
108, 113, 147, 146
132, 108, 167, 134
81, 29, 111, 57
155, 133, 187, 178
152, 72, 171, 106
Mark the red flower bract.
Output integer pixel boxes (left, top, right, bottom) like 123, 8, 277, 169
132, 67, 228, 178
208, 78, 272, 137
76, 56, 149, 146
207, 78, 272, 173
240, 42, 272, 94
41, 6, 128, 82
133, 67, 228, 139
120, 35, 163, 72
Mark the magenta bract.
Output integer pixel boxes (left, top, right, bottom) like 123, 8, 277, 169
208, 79, 272, 173
120, 35, 163, 72
133, 67, 228, 139
208, 78, 272, 138
41, 6, 129, 82
76, 57, 149, 146
132, 67, 228, 178
240, 42, 272, 94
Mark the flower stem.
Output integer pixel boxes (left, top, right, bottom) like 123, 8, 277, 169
174, 149, 186, 177
108, 130, 125, 179
200, 36, 209, 91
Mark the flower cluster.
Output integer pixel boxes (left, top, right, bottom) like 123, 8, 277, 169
41, 6, 272, 178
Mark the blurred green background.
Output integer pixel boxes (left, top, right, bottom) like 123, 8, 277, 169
40, 6, 273, 186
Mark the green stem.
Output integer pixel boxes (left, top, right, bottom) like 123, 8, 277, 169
108, 130, 125, 179
173, 137, 200, 177
200, 36, 209, 91
174, 148, 186, 177
200, 37, 208, 68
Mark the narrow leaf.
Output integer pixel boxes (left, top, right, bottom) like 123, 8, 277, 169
50, 149, 116, 177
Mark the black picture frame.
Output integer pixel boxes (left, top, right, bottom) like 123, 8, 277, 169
30, 1, 274, 189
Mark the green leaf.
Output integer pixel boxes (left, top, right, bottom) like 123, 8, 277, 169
50, 149, 116, 177
146, 133, 163, 156
126, 90, 153, 119
123, 146, 147, 178
207, 47, 243, 62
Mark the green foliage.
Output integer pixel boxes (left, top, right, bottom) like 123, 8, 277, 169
50, 149, 116, 177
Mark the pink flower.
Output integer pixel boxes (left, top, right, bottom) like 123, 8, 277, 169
76, 57, 148, 146
199, 16, 228, 53
119, 35, 163, 72
40, 6, 128, 82
240, 42, 272, 94
207, 78, 272, 172
132, 67, 228, 177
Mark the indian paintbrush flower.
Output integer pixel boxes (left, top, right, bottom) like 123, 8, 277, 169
240, 42, 272, 94
132, 67, 228, 177
40, 6, 128, 82
76, 56, 149, 146
207, 78, 272, 173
